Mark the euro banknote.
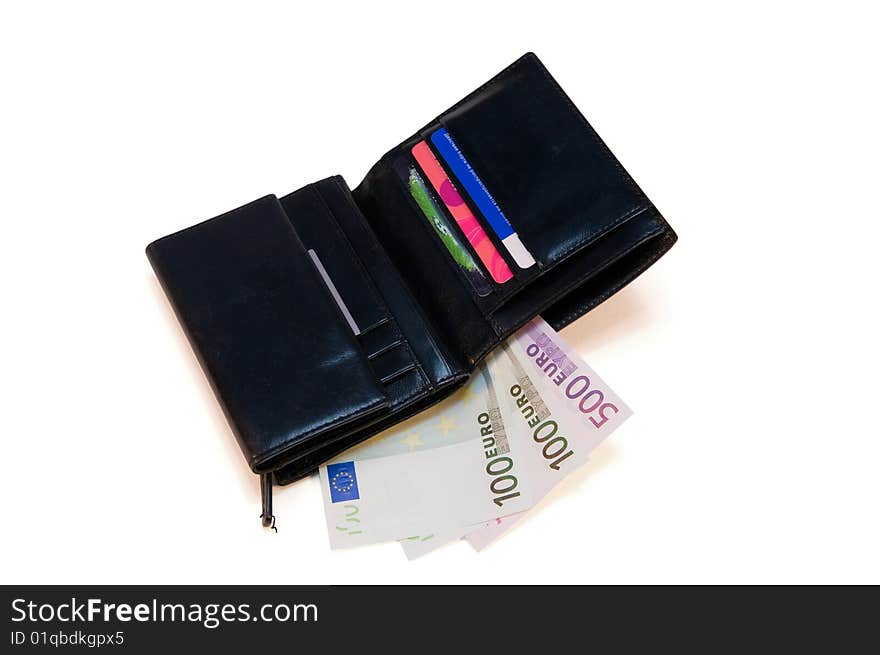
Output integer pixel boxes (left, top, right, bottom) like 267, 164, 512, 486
465, 317, 631, 549
319, 355, 536, 549
401, 316, 632, 557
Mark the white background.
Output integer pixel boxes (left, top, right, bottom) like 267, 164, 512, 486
2, 1, 878, 584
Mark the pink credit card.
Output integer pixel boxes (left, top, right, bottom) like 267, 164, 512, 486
411, 141, 513, 284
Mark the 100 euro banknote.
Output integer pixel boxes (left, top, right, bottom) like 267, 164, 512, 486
319, 359, 536, 549
402, 317, 632, 557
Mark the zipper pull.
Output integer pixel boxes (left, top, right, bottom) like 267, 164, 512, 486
260, 473, 277, 532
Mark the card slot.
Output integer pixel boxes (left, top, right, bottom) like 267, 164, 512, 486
357, 316, 391, 335
389, 170, 495, 316
418, 131, 539, 286
367, 339, 404, 360
330, 174, 463, 386
281, 181, 435, 393
387, 149, 545, 332
354, 158, 499, 360
370, 342, 419, 384
409, 138, 518, 287
394, 138, 550, 322
390, 151, 555, 328
358, 319, 400, 358
280, 180, 438, 447
391, 155, 499, 303
434, 53, 651, 271
380, 364, 418, 385
421, 123, 543, 280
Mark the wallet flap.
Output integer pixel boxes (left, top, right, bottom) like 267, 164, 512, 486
146, 195, 389, 473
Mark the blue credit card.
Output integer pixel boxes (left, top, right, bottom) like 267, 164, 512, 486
430, 128, 536, 269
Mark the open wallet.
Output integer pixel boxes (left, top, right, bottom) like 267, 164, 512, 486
146, 53, 677, 527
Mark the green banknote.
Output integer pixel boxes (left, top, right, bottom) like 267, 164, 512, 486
319, 355, 535, 549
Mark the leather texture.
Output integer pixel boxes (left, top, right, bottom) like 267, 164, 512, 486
147, 52, 677, 486
146, 195, 391, 474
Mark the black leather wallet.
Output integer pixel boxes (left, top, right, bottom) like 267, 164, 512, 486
147, 53, 676, 525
